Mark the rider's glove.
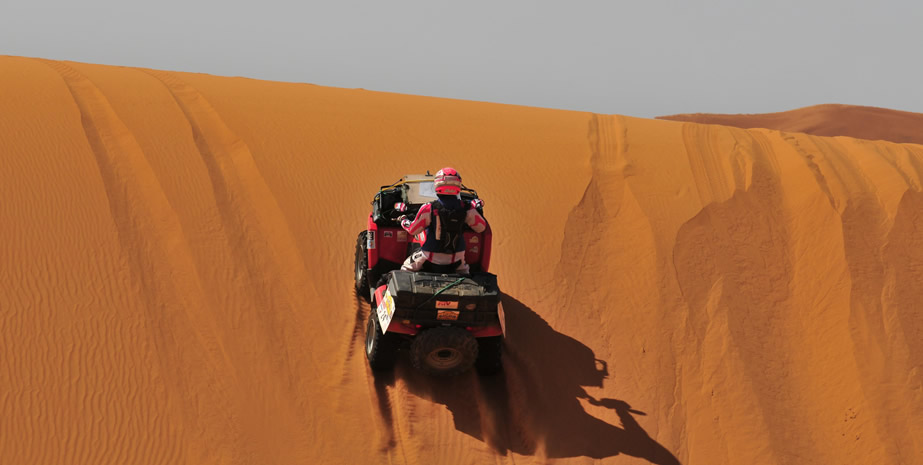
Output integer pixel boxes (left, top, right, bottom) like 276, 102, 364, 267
393, 202, 408, 212
399, 215, 411, 229
470, 199, 484, 209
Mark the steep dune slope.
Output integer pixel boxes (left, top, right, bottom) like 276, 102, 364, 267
2, 57, 921, 465
658, 104, 923, 145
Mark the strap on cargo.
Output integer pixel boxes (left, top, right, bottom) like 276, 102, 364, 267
415, 277, 467, 309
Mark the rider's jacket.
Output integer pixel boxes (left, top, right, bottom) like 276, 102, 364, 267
401, 196, 488, 265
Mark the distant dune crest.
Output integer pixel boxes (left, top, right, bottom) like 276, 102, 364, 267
658, 104, 923, 145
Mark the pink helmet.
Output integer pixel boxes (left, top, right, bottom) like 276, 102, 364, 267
434, 167, 462, 195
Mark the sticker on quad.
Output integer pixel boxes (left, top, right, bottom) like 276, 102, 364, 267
376, 290, 395, 333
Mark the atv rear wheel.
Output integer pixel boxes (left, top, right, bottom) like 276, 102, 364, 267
475, 336, 503, 375
411, 327, 478, 376
366, 310, 397, 371
355, 231, 370, 301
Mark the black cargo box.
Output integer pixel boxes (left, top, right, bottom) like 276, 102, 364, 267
387, 271, 501, 325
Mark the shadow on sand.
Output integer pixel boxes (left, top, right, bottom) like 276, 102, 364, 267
371, 294, 680, 464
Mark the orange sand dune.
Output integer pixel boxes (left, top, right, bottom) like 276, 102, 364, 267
2, 57, 922, 465
658, 104, 923, 144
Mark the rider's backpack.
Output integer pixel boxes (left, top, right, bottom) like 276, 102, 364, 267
424, 200, 468, 255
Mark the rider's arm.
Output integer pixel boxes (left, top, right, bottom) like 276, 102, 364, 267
401, 203, 431, 236
466, 209, 488, 233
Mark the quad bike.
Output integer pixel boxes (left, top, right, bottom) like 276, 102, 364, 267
354, 173, 505, 376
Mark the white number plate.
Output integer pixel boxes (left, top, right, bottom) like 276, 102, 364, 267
376, 291, 395, 332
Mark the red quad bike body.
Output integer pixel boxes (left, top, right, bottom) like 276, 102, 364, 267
354, 173, 504, 376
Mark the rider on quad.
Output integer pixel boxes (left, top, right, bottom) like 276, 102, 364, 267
398, 167, 488, 275
359, 168, 504, 376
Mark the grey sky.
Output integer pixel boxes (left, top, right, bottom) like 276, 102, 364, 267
3, 0, 921, 117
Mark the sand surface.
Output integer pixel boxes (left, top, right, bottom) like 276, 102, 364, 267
658, 104, 923, 145
2, 57, 922, 465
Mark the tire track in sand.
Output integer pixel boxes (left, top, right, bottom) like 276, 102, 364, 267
555, 114, 627, 349
38, 60, 244, 464
343, 296, 370, 377
140, 70, 337, 455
